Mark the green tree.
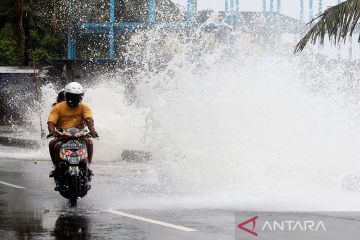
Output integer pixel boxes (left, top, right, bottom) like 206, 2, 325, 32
0, 0, 63, 65
0, 23, 18, 65
0, 0, 25, 53
0, 23, 15, 40
295, 0, 360, 52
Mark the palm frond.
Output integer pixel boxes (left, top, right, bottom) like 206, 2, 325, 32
295, 0, 360, 52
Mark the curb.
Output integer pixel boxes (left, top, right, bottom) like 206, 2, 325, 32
0, 136, 40, 148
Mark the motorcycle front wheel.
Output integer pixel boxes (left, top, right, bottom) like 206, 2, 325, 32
70, 176, 78, 207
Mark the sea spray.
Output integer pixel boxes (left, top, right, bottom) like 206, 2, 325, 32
4, 28, 360, 209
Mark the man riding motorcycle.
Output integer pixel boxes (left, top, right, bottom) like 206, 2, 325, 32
48, 82, 98, 190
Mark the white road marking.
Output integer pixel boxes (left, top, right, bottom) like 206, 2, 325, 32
0, 180, 25, 189
105, 209, 198, 232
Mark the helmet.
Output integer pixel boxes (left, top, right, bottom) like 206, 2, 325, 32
64, 82, 85, 107
64, 82, 84, 94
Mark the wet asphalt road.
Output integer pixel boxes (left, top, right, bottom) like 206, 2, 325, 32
0, 156, 235, 240
2, 154, 360, 240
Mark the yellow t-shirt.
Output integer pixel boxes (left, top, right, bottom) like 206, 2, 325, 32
48, 101, 93, 129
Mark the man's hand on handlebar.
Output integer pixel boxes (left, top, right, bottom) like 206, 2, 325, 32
46, 132, 54, 139
47, 122, 56, 139
90, 130, 99, 139
46, 130, 59, 139
85, 118, 99, 139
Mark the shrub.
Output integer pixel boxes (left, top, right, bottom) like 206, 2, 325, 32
41, 34, 57, 50
30, 47, 49, 65
0, 23, 15, 41
30, 30, 41, 47
0, 24, 19, 65
0, 39, 18, 65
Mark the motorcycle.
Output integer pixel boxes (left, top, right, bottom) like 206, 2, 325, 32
48, 128, 93, 207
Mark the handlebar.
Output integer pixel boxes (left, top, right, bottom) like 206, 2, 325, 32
46, 129, 97, 139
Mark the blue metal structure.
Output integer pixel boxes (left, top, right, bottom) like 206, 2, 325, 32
109, 0, 115, 60
225, 0, 229, 21
149, 0, 156, 25
68, 0, 352, 61
230, 0, 234, 23
235, 0, 240, 19
187, 0, 196, 26
277, 0, 281, 13
262, 0, 282, 17
262, 0, 266, 16
309, 0, 313, 21
225, 0, 240, 24
67, 0, 197, 60
300, 0, 304, 22
318, 0, 322, 15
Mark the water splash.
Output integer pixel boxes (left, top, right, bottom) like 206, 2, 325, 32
4, 27, 360, 210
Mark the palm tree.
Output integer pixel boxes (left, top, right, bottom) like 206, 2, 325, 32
295, 0, 360, 52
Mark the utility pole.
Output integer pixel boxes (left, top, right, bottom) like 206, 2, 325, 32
300, 0, 304, 22
230, 0, 234, 24
277, 0, 281, 13
262, 0, 266, 17
149, 0, 156, 25
109, 0, 115, 60
225, 0, 229, 23
318, 0, 322, 15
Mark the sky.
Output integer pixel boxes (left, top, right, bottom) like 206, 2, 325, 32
172, 0, 342, 20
